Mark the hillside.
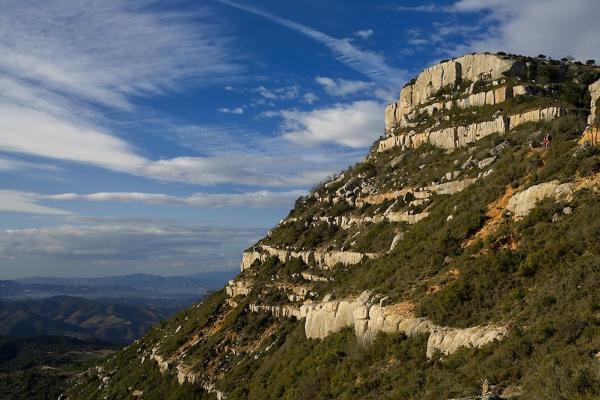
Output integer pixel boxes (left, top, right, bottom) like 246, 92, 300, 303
0, 335, 116, 400
0, 296, 169, 344
65, 53, 600, 400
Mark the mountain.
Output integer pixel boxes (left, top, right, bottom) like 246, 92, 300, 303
65, 53, 600, 399
0, 296, 169, 344
7, 270, 237, 300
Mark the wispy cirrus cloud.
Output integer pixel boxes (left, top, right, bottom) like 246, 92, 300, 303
0, 1, 380, 190
0, 0, 242, 109
217, 0, 406, 86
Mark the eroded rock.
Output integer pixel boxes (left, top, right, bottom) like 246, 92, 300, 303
505, 181, 574, 217
588, 79, 600, 126
249, 291, 508, 359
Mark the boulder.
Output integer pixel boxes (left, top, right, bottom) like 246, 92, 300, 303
505, 181, 574, 217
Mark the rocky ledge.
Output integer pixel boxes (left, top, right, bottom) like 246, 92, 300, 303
249, 290, 508, 359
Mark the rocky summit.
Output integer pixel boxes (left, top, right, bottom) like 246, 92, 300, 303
65, 53, 600, 400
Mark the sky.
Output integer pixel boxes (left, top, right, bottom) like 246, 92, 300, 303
1, 0, 599, 278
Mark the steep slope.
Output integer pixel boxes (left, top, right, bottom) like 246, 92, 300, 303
66, 53, 600, 400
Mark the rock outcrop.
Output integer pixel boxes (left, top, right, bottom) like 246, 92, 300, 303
241, 245, 378, 271
249, 291, 508, 359
379, 116, 508, 153
508, 106, 564, 130
240, 250, 265, 270
385, 54, 523, 132
454, 85, 513, 109
505, 180, 574, 217
588, 79, 600, 126
579, 127, 600, 146
226, 279, 253, 297
378, 107, 564, 153
357, 178, 476, 207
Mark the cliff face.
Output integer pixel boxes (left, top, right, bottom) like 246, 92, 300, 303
67, 54, 600, 400
385, 54, 524, 133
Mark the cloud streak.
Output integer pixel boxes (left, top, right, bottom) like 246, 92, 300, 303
0, 0, 242, 109
0, 189, 307, 215
217, 0, 406, 86
0, 191, 74, 216
44, 190, 306, 208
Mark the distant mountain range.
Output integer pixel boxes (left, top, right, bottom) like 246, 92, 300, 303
0, 295, 167, 344
5, 270, 237, 300
0, 271, 238, 344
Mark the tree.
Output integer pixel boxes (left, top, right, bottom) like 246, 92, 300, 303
538, 54, 547, 59
586, 59, 596, 65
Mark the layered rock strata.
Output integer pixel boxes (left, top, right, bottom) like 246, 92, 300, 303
240, 245, 378, 271
248, 291, 508, 359
378, 107, 564, 153
357, 178, 477, 206
589, 79, 600, 126
226, 279, 253, 297
385, 54, 524, 132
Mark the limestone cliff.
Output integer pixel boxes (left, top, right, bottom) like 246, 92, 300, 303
385, 54, 524, 133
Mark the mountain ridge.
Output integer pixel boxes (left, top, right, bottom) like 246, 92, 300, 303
65, 52, 600, 400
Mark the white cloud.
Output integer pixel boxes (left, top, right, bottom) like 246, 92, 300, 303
303, 92, 319, 104
141, 155, 340, 187
217, 0, 406, 86
354, 29, 374, 40
142, 122, 365, 187
44, 190, 306, 208
452, 0, 600, 61
396, 4, 451, 12
280, 101, 383, 148
0, 191, 73, 216
0, 1, 382, 190
0, 156, 60, 173
315, 76, 372, 96
0, 103, 146, 172
255, 85, 299, 101
218, 107, 244, 114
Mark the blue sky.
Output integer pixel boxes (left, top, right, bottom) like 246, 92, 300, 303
1, 0, 599, 278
